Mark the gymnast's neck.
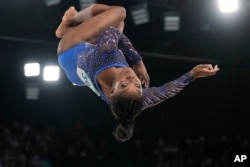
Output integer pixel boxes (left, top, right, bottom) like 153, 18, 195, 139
97, 67, 127, 98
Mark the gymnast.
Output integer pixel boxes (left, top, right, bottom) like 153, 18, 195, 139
55, 4, 220, 142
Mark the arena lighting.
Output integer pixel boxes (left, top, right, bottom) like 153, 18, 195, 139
79, 0, 96, 10
218, 0, 238, 13
44, 0, 61, 6
43, 66, 60, 81
164, 12, 180, 31
24, 63, 40, 77
130, 3, 150, 25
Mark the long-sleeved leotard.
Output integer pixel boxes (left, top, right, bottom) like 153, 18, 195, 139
142, 72, 194, 110
58, 26, 194, 108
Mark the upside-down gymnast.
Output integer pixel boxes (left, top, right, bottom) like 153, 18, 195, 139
56, 4, 220, 142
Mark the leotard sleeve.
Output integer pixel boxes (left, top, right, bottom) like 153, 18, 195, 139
142, 72, 194, 110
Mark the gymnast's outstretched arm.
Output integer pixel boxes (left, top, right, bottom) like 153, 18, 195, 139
142, 64, 220, 110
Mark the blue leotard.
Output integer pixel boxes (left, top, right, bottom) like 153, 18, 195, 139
58, 27, 194, 110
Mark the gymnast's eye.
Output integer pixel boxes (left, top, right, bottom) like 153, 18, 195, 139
135, 84, 141, 88
121, 83, 127, 88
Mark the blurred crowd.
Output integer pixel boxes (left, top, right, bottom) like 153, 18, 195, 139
0, 121, 249, 167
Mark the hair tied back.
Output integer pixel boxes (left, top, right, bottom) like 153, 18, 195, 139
117, 118, 134, 127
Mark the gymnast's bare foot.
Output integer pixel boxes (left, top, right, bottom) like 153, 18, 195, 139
55, 6, 78, 38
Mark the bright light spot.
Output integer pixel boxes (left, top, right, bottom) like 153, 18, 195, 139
218, 0, 238, 13
43, 66, 60, 81
24, 63, 40, 77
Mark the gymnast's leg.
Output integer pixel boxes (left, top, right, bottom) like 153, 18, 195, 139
56, 4, 126, 54
56, 4, 125, 38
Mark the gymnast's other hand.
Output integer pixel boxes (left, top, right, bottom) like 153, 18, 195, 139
190, 64, 220, 79
133, 61, 150, 88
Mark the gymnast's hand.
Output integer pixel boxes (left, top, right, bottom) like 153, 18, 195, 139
190, 64, 220, 79
133, 61, 150, 88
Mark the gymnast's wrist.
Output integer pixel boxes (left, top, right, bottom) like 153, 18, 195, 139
188, 71, 196, 80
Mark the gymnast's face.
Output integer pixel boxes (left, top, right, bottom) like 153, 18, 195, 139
111, 68, 143, 97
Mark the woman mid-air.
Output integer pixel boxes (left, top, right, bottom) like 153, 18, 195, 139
56, 4, 220, 142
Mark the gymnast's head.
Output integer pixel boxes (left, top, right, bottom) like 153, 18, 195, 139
110, 68, 144, 142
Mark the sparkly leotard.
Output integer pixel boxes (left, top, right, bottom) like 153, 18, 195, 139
58, 27, 194, 110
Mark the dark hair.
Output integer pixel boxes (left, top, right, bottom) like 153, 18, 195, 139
111, 92, 144, 142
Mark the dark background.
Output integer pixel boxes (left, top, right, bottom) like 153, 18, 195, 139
0, 0, 249, 166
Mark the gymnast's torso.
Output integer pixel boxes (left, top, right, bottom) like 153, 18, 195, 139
58, 41, 132, 103
58, 27, 194, 110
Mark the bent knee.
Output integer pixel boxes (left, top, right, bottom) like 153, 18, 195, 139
113, 6, 126, 20
120, 6, 126, 19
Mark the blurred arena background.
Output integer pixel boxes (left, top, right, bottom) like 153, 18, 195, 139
0, 0, 249, 166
